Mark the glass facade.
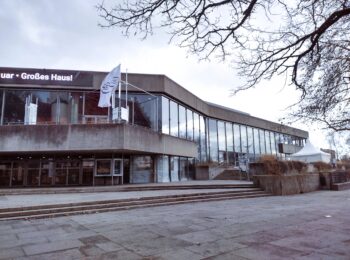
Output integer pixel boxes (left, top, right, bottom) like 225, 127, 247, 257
0, 84, 306, 187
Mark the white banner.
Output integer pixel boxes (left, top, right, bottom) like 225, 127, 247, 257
98, 64, 121, 107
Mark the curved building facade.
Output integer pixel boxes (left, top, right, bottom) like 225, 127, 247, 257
0, 67, 308, 187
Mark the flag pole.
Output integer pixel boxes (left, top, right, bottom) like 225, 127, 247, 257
118, 79, 121, 122
125, 69, 128, 109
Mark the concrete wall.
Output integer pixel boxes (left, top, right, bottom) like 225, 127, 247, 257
253, 174, 320, 195
0, 123, 197, 157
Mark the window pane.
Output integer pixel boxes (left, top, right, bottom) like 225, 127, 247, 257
193, 112, 200, 160
170, 156, 179, 181
179, 105, 186, 138
208, 119, 218, 163
0, 162, 11, 187
3, 90, 27, 125
233, 124, 241, 153
253, 128, 260, 155
161, 96, 169, 134
265, 131, 272, 154
68, 92, 84, 124
179, 157, 188, 181
271, 132, 277, 155
199, 115, 207, 162
131, 156, 154, 184
170, 100, 178, 137
241, 125, 247, 153
186, 109, 193, 141
226, 123, 234, 164
247, 126, 254, 158
128, 94, 157, 130
259, 129, 266, 154
156, 155, 170, 182
218, 121, 226, 163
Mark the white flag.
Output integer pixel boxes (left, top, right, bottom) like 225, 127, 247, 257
98, 64, 121, 107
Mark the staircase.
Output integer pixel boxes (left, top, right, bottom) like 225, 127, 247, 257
0, 188, 271, 221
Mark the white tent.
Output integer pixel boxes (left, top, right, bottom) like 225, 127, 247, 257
290, 140, 331, 163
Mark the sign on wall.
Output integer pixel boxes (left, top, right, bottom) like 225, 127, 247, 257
0, 67, 93, 87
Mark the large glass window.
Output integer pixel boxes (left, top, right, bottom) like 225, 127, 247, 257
170, 100, 178, 137
199, 115, 207, 162
193, 112, 200, 160
131, 156, 154, 184
208, 119, 218, 163
128, 94, 158, 130
156, 156, 170, 182
259, 129, 266, 154
218, 121, 226, 163
186, 109, 193, 141
170, 156, 179, 181
178, 105, 186, 139
233, 124, 241, 153
253, 128, 260, 155
271, 132, 277, 155
226, 122, 234, 164
84, 92, 108, 122
247, 126, 254, 157
179, 157, 188, 181
3, 90, 27, 125
265, 131, 272, 154
161, 96, 169, 134
0, 162, 11, 187
240, 125, 247, 153
68, 92, 84, 124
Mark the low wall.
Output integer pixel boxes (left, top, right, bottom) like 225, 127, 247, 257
253, 174, 320, 195
195, 165, 210, 180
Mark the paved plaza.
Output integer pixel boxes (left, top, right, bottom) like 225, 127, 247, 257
0, 189, 350, 259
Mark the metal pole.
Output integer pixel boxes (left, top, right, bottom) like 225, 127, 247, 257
1, 90, 5, 125
125, 69, 128, 109
118, 81, 121, 122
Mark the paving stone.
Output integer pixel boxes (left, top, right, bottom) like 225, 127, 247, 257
186, 238, 247, 258
95, 241, 124, 252
174, 228, 225, 244
99, 249, 144, 260
122, 236, 194, 257
79, 245, 105, 256
14, 248, 83, 260
0, 246, 25, 259
79, 234, 111, 245
202, 251, 250, 260
232, 243, 305, 260
22, 239, 83, 256
0, 236, 49, 250
146, 248, 203, 260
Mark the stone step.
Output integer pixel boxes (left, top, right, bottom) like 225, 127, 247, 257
0, 190, 271, 220
0, 184, 255, 195
0, 188, 261, 213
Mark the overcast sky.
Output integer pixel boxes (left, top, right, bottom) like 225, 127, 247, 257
0, 0, 331, 149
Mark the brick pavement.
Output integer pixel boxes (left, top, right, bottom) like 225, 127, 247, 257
0, 190, 349, 259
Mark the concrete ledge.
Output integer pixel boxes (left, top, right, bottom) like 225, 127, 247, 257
253, 174, 320, 195
0, 123, 197, 157
331, 182, 350, 191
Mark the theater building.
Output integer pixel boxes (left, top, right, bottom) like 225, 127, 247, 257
0, 67, 308, 187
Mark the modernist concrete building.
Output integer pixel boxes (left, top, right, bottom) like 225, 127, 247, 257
0, 67, 308, 187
